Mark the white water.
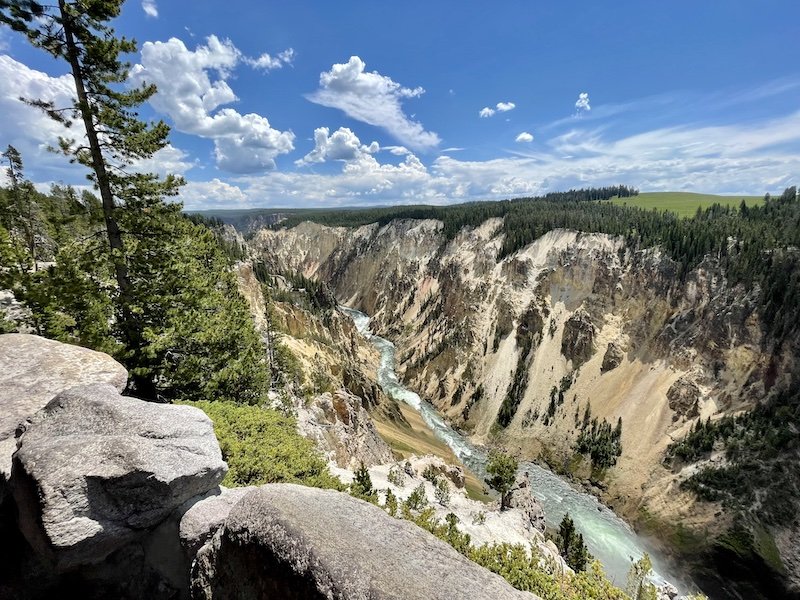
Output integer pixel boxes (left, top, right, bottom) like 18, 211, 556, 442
341, 305, 696, 593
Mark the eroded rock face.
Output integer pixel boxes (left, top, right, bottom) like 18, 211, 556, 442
601, 341, 625, 373
667, 378, 701, 420
191, 484, 536, 600
0, 333, 128, 494
561, 310, 595, 366
505, 472, 546, 534
296, 389, 393, 468
10, 383, 226, 571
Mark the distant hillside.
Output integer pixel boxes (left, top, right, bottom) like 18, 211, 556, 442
609, 191, 764, 217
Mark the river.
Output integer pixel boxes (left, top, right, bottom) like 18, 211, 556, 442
341, 305, 698, 594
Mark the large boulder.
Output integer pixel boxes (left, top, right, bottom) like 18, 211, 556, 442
10, 383, 226, 571
179, 486, 254, 559
0, 334, 128, 496
191, 484, 536, 600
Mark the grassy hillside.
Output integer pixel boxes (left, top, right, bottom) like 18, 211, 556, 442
609, 192, 764, 217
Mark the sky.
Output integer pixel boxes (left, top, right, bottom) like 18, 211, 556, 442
0, 0, 799, 209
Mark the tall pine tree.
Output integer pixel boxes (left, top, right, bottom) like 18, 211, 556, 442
1, 1, 269, 402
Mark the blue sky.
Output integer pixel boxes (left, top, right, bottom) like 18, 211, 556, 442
1, 0, 799, 208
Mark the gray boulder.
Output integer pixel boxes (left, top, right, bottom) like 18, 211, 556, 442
179, 486, 254, 559
10, 383, 226, 571
0, 333, 128, 497
191, 484, 536, 600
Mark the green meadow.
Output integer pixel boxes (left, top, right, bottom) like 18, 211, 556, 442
609, 191, 764, 217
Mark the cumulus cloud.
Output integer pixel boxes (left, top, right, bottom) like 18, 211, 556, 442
480, 101, 516, 118
515, 131, 534, 143
180, 178, 248, 209
176, 108, 800, 208
142, 0, 158, 17
130, 35, 294, 173
0, 55, 79, 182
306, 56, 440, 150
296, 126, 379, 166
245, 48, 295, 71
575, 92, 591, 113
131, 144, 196, 177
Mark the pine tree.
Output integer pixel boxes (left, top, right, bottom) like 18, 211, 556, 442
1, 0, 180, 395
1, 1, 269, 402
1, 145, 37, 270
556, 513, 590, 572
485, 451, 518, 510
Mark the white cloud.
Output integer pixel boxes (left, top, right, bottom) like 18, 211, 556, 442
575, 92, 591, 113
306, 56, 440, 150
131, 144, 196, 177
130, 36, 295, 173
180, 178, 247, 209
142, 0, 158, 18
245, 48, 295, 71
0, 29, 9, 52
515, 132, 534, 143
480, 101, 516, 118
176, 108, 800, 208
0, 55, 80, 183
296, 126, 379, 166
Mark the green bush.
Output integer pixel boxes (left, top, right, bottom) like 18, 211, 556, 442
186, 400, 343, 490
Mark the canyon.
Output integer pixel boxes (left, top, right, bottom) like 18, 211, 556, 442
252, 217, 799, 598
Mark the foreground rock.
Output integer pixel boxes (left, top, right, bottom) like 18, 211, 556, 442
0, 334, 128, 497
192, 484, 536, 599
11, 383, 227, 571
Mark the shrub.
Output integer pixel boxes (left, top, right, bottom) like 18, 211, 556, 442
387, 464, 406, 487
434, 478, 451, 506
185, 400, 343, 490
405, 483, 428, 511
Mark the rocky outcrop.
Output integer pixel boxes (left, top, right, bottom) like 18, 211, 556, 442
667, 377, 701, 420
296, 389, 393, 468
191, 484, 536, 600
409, 454, 466, 489
601, 341, 625, 373
0, 334, 128, 501
560, 310, 595, 366
10, 383, 226, 571
506, 473, 546, 534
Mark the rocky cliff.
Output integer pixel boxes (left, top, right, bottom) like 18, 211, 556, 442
254, 218, 799, 595
0, 333, 541, 600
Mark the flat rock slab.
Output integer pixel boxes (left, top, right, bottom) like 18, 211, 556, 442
191, 483, 537, 600
11, 383, 227, 571
0, 334, 128, 486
